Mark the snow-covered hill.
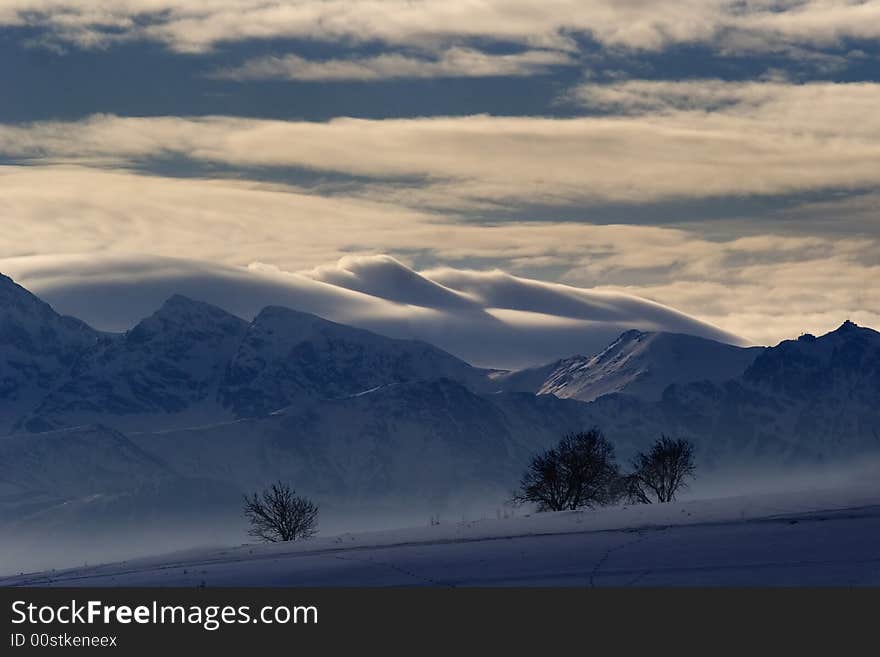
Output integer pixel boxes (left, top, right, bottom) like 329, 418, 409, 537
4, 483, 878, 586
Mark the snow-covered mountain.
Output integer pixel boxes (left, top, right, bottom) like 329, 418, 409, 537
1, 273, 879, 540
575, 322, 880, 468
130, 379, 602, 508
0, 425, 169, 504
2, 282, 495, 433
219, 305, 494, 419
0, 423, 247, 537
18, 296, 250, 432
497, 329, 764, 402
0, 274, 100, 434
129, 323, 880, 509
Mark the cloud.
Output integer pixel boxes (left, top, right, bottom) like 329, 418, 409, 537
736, 0, 880, 47
212, 48, 576, 81
562, 233, 880, 346
305, 255, 479, 311
0, 163, 875, 348
0, 163, 718, 276
567, 78, 786, 113
0, 253, 744, 370
4, 80, 880, 206
0, 164, 439, 267
566, 78, 880, 125
5, 1, 880, 56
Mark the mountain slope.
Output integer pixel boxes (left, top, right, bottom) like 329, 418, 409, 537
498, 329, 763, 403
0, 424, 172, 521
132, 379, 604, 507
578, 322, 880, 468
489, 357, 570, 394
1, 271, 878, 531
17, 295, 250, 433
0, 274, 100, 433
0, 423, 244, 544
1, 313, 877, 551
6, 486, 879, 586
219, 306, 496, 418
2, 285, 496, 433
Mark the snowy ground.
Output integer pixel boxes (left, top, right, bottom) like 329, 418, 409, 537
3, 484, 879, 586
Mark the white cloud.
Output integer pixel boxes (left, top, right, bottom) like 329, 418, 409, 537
4, 80, 880, 206
0, 165, 412, 262
567, 78, 880, 131
212, 48, 575, 81
0, 164, 718, 272
2, 76, 878, 353
1, 252, 744, 370
0, 164, 875, 351
562, 233, 880, 346
5, 1, 880, 56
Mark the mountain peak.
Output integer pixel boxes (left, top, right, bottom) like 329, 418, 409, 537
255, 304, 312, 320
252, 304, 324, 330
245, 305, 388, 356
0, 271, 34, 300
252, 304, 362, 334
534, 328, 762, 403
617, 328, 646, 342
0, 271, 62, 322
126, 294, 247, 344
153, 294, 243, 321
161, 293, 200, 308
814, 319, 877, 342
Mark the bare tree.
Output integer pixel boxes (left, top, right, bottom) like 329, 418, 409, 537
243, 481, 318, 542
616, 473, 652, 505
513, 428, 620, 512
629, 436, 696, 503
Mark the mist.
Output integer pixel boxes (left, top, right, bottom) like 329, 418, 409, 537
4, 456, 878, 578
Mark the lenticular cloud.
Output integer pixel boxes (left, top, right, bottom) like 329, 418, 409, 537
0, 253, 746, 369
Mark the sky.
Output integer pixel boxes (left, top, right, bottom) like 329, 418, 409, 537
0, 0, 878, 351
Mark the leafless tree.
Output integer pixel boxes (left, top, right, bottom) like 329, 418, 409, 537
243, 481, 318, 542
629, 436, 696, 503
513, 428, 620, 512
616, 473, 652, 505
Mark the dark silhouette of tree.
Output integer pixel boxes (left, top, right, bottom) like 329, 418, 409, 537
243, 481, 318, 542
513, 428, 620, 511
616, 473, 652, 505
629, 436, 696, 503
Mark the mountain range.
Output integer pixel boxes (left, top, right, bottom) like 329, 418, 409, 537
1, 275, 495, 435
9, 253, 747, 370
1, 272, 878, 535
